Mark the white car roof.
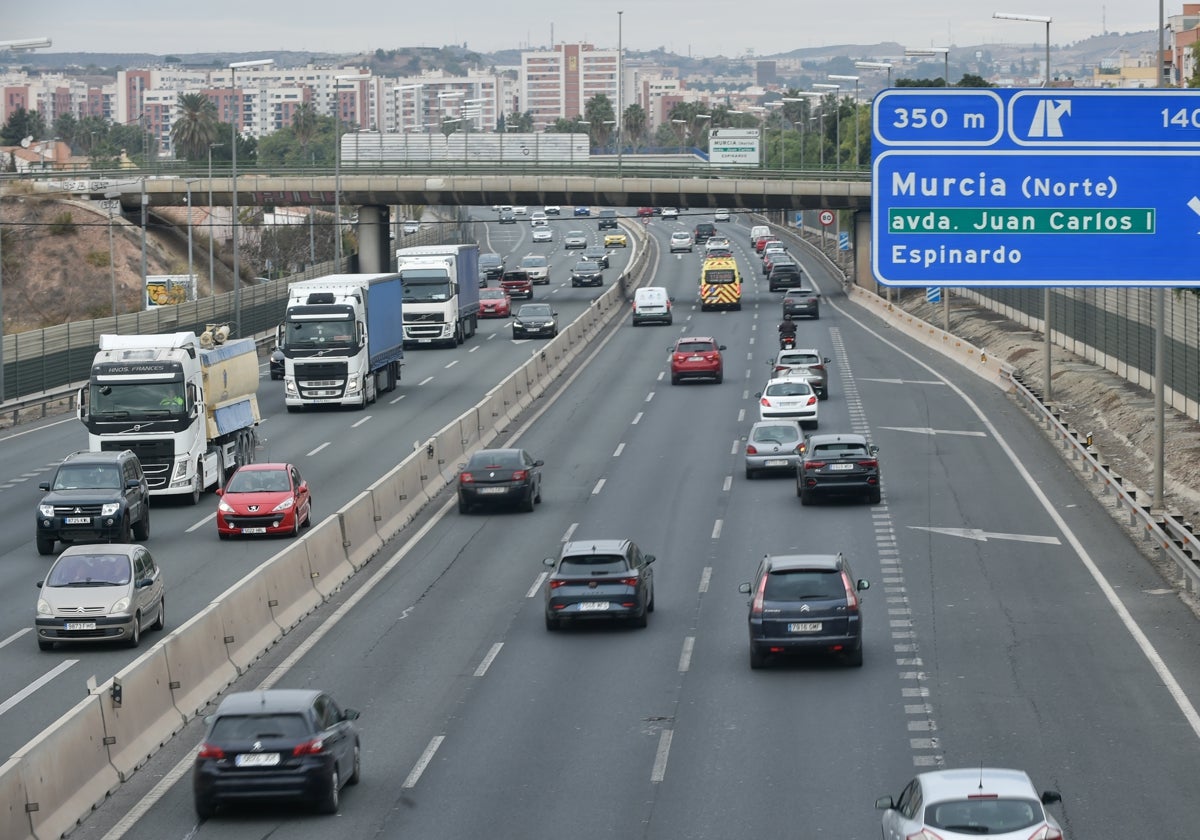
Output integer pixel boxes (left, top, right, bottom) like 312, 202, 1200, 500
918, 768, 1041, 802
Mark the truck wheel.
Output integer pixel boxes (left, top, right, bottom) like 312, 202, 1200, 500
190, 465, 203, 505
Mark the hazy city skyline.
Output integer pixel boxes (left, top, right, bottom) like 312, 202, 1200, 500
8, 1, 1165, 60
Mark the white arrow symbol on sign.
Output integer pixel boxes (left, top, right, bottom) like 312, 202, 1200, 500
1188, 196, 1200, 230
908, 526, 1061, 545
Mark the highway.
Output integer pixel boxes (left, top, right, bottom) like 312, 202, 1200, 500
31, 210, 1200, 839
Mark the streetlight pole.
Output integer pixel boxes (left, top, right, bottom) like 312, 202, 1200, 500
905, 47, 951, 86
104, 189, 122, 317
993, 13, 1052, 400
333, 72, 373, 273
829, 75, 861, 168
229, 58, 273, 337
855, 60, 893, 87
617, 10, 624, 178
186, 179, 195, 293
207, 142, 223, 297
781, 97, 809, 169
813, 84, 841, 170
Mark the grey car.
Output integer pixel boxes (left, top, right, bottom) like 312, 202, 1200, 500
544, 538, 655, 630
564, 230, 588, 249
744, 420, 804, 479
738, 552, 868, 668
512, 303, 558, 339
797, 432, 881, 505
35, 543, 165, 650
768, 348, 831, 399
782, 286, 821, 318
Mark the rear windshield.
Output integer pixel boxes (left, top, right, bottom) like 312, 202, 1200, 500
924, 798, 1043, 833
466, 451, 524, 469
812, 442, 870, 457
780, 353, 820, 366
676, 341, 715, 353
209, 713, 311, 741
752, 424, 801, 444
765, 381, 813, 397
561, 554, 628, 572
764, 569, 842, 600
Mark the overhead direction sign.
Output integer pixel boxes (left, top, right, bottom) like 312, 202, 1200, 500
709, 128, 760, 166
871, 88, 1200, 287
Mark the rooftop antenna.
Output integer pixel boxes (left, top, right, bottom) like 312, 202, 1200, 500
978, 761, 985, 790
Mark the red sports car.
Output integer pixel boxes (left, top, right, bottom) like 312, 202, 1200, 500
216, 463, 312, 539
479, 288, 512, 318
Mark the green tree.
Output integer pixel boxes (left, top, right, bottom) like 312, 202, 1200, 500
621, 103, 647, 150
1, 107, 47, 145
1190, 42, 1200, 87
171, 93, 219, 161
506, 110, 534, 132
584, 94, 616, 147
52, 113, 79, 150
955, 74, 992, 88
291, 104, 319, 162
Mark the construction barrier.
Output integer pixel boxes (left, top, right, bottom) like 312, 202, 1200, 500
17, 694, 119, 840
214, 569, 283, 674
304, 517, 355, 599
339, 491, 383, 570
0, 758, 32, 840
97, 647, 185, 782
163, 604, 238, 720
260, 542, 324, 632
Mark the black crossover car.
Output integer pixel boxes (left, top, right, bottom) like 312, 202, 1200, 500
193, 689, 361, 817
457, 448, 544, 513
796, 433, 881, 504
571, 260, 604, 287
544, 538, 656, 630
738, 552, 869, 668
36, 450, 150, 555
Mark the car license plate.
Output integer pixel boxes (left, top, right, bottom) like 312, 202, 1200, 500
241, 527, 267, 534
235, 753, 280, 767
829, 463, 855, 471
764, 459, 789, 467
64, 621, 96, 631
64, 516, 91, 524
788, 622, 822, 633
418, 338, 432, 343
688, 355, 704, 361
477, 487, 508, 495
578, 602, 610, 611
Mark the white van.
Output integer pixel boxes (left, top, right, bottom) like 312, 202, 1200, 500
632, 286, 673, 326
750, 224, 770, 245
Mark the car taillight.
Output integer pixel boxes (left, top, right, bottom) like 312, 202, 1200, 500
197, 743, 224, 759
293, 737, 325, 756
774, 365, 788, 373
549, 579, 567, 589
841, 572, 859, 611
805, 396, 816, 406
750, 575, 767, 616
810, 364, 825, 372
459, 472, 475, 484
706, 353, 718, 361
618, 576, 639, 586
804, 460, 826, 469
512, 470, 528, 481
857, 459, 878, 468
760, 397, 772, 407
745, 444, 759, 455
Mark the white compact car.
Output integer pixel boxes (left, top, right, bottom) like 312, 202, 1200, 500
756, 376, 819, 427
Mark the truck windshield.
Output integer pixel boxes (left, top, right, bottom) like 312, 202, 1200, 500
89, 382, 187, 419
284, 319, 355, 350
401, 269, 452, 302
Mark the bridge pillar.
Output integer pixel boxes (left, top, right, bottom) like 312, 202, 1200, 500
355, 205, 391, 273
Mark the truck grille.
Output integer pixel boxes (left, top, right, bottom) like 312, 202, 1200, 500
404, 312, 446, 323
101, 439, 173, 489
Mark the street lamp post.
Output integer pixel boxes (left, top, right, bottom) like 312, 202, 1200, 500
855, 60, 893, 87
617, 10, 624, 178
693, 113, 711, 154
829, 75, 861, 168
781, 98, 808, 169
993, 13, 1052, 400
334, 72, 373, 272
813, 84, 842, 170
670, 118, 687, 153
905, 47, 950, 86
229, 58, 274, 338
185, 179, 196, 293
207, 142, 223, 297
104, 189, 122, 317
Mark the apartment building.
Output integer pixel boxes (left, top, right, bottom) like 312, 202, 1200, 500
520, 43, 620, 126
386, 71, 502, 133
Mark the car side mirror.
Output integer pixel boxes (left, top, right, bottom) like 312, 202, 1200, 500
136, 578, 153, 589
718, 345, 727, 351
754, 392, 763, 399
343, 708, 361, 721
823, 357, 831, 364
875, 796, 895, 811
737, 582, 751, 594
215, 488, 224, 497
35, 580, 43, 588
543, 557, 556, 567
39, 482, 50, 491
1041, 791, 1062, 806
643, 554, 656, 565
533, 459, 545, 467
552, 312, 558, 317
857, 579, 870, 591
869, 445, 880, 456
126, 479, 140, 489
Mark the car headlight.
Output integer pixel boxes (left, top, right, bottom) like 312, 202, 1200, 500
173, 459, 190, 481
37, 599, 52, 616
513, 320, 524, 328
101, 503, 120, 516
38, 504, 55, 517
272, 496, 295, 513
218, 500, 234, 513
345, 377, 361, 394
110, 597, 131, 615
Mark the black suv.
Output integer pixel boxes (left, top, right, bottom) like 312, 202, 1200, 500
693, 222, 716, 244
479, 253, 504, 282
36, 450, 150, 555
571, 260, 604, 287
597, 209, 619, 230
796, 433, 880, 504
738, 552, 869, 668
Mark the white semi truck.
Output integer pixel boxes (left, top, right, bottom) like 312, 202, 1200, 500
79, 328, 261, 504
394, 243, 481, 348
279, 273, 405, 411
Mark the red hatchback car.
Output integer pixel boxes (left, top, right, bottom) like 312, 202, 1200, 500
478, 288, 512, 318
669, 336, 726, 385
216, 463, 312, 539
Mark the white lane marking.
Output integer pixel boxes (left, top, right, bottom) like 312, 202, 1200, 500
473, 642, 504, 677
711, 519, 723, 540
613, 442, 626, 457
445, 360, 459, 369
307, 442, 331, 456
0, 659, 78, 716
645, 392, 655, 402
562, 522, 579, 543
657, 371, 665, 381
632, 412, 643, 425
678, 637, 696, 673
650, 730, 674, 782
185, 512, 217, 533
730, 440, 739, 455
737, 408, 745, 422
722, 476, 732, 492
699, 567, 712, 593
526, 572, 549, 598
390, 393, 407, 405
351, 416, 372, 428
469, 345, 480, 353
742, 389, 749, 399
859, 378, 946, 386
746, 352, 753, 360
403, 735, 446, 789
0, 415, 76, 442
486, 333, 497, 341
908, 526, 1061, 545
418, 376, 434, 386
0, 628, 31, 649
878, 426, 987, 437
592, 479, 606, 495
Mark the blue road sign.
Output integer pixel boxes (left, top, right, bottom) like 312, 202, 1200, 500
871, 88, 1200, 287
926, 287, 942, 303
838, 231, 850, 251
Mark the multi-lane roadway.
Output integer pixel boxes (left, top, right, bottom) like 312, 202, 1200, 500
18, 210, 1200, 839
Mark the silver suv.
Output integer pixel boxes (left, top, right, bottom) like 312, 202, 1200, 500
768, 349, 831, 400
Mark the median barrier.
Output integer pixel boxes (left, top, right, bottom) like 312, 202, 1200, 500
96, 646, 185, 782
0, 758, 33, 840
497, 374, 523, 429
260, 542, 323, 632
214, 568, 283, 674
16, 693, 119, 840
339, 491, 383, 569
304, 517, 355, 599
433, 421, 467, 487
164, 603, 238, 719
370, 455, 428, 540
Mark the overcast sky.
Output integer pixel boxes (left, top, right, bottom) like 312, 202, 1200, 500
8, 1, 1164, 58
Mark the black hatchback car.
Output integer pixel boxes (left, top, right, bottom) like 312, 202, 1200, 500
457, 448, 544, 513
479, 253, 504, 282
193, 689, 361, 818
582, 246, 610, 268
738, 553, 869, 668
36, 450, 150, 556
544, 538, 656, 630
571, 260, 604, 287
796, 433, 881, 505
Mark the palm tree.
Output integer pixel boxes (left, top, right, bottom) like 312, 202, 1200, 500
171, 93, 219, 162
584, 94, 616, 148
292, 104, 318, 162
621, 104, 646, 150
